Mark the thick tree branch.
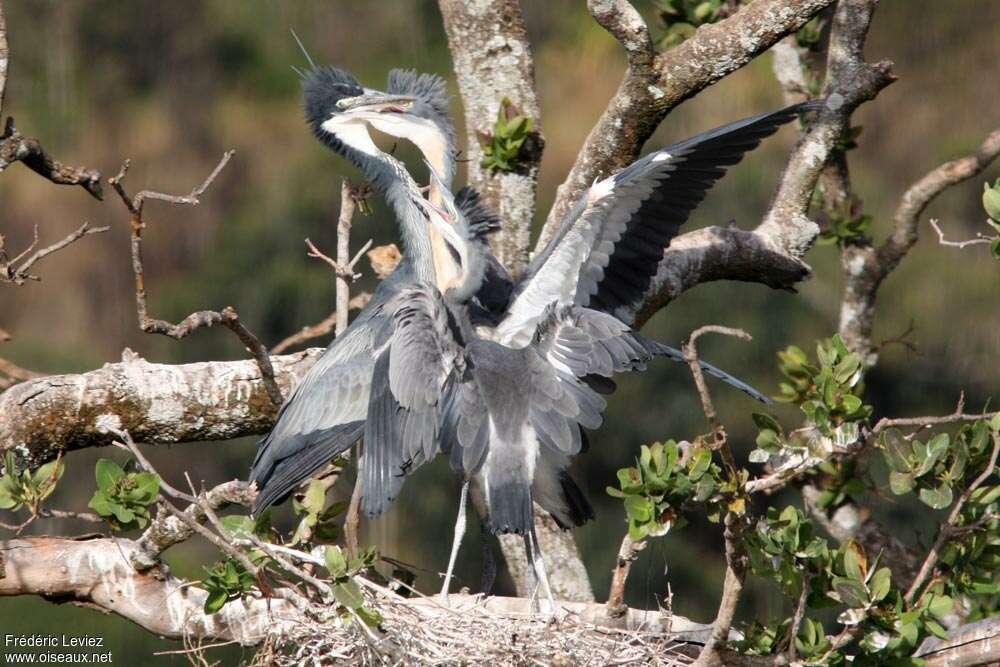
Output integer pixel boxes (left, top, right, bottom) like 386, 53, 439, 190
539, 0, 839, 248
438, 0, 543, 273
0, 536, 300, 645
0, 347, 320, 466
915, 617, 1000, 667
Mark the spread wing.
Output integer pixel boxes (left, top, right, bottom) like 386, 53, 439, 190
249, 300, 389, 513
496, 102, 820, 345
360, 283, 465, 517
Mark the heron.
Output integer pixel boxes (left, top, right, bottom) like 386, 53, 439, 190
249, 66, 508, 513
351, 99, 822, 601
363, 168, 683, 610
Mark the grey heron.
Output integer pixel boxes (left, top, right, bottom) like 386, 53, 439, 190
249, 66, 506, 513
362, 162, 719, 610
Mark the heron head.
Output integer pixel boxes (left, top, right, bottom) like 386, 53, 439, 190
336, 69, 456, 183
300, 65, 386, 158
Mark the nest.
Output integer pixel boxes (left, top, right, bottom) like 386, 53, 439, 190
249, 591, 696, 666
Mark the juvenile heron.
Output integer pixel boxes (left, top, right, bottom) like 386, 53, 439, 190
364, 167, 683, 610
249, 67, 506, 512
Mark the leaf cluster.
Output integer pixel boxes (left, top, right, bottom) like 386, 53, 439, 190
607, 441, 718, 540
87, 458, 159, 530
478, 98, 534, 173
981, 179, 1000, 259
751, 335, 871, 463
291, 475, 348, 545
324, 545, 383, 627
0, 451, 64, 514
202, 558, 258, 614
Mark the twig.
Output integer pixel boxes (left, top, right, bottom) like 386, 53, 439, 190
108, 152, 282, 407
682, 325, 752, 467
873, 393, 998, 433
929, 218, 997, 249
0, 223, 109, 285
605, 533, 646, 619
269, 293, 371, 354
682, 325, 753, 667
905, 429, 1000, 604
787, 577, 810, 662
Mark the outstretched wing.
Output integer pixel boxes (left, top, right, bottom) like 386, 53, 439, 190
497, 102, 821, 345
360, 283, 464, 517
249, 300, 388, 513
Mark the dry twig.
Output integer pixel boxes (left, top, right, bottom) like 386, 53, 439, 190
0, 223, 109, 285
108, 152, 283, 407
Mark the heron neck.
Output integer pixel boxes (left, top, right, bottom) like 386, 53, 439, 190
426, 151, 462, 294
337, 139, 436, 284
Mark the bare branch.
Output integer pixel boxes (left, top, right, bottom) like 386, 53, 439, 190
0, 347, 320, 466
0, 121, 103, 199
0, 536, 300, 645
0, 223, 109, 285
683, 325, 752, 667
929, 217, 997, 249
539, 0, 840, 248
605, 533, 646, 619
915, 617, 1000, 666
839, 127, 1000, 363
108, 152, 282, 406
270, 292, 371, 355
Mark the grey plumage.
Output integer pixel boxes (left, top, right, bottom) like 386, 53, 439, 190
250, 66, 499, 514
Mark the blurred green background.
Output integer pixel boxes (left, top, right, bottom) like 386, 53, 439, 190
1, 1, 998, 664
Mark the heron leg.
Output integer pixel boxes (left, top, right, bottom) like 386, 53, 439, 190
522, 531, 540, 611
479, 526, 497, 595
529, 526, 556, 616
440, 479, 469, 603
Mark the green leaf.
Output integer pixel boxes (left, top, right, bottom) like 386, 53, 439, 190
843, 541, 866, 581
991, 413, 1000, 432
688, 448, 712, 481
925, 619, 949, 640
869, 567, 891, 602
325, 546, 348, 577
203, 588, 229, 614
94, 459, 124, 492
991, 237, 1000, 261
927, 594, 953, 620
220, 515, 254, 540
832, 576, 869, 608
752, 412, 782, 433
755, 429, 782, 451
983, 179, 1000, 221
131, 472, 160, 503
624, 495, 652, 523
110, 503, 135, 525
332, 580, 364, 609
889, 471, 916, 495
355, 606, 383, 627
926, 433, 950, 464
32, 460, 64, 488
88, 491, 113, 516
920, 484, 954, 510
833, 352, 861, 384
